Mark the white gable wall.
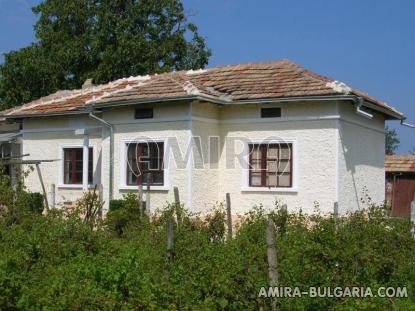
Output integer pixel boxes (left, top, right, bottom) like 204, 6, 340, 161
337, 102, 386, 214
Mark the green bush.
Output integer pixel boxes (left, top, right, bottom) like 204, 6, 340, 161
0, 194, 414, 310
106, 193, 145, 236
109, 199, 125, 212
0, 169, 44, 226
27, 192, 44, 214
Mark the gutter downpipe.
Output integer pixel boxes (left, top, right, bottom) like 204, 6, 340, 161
354, 97, 374, 119
88, 111, 114, 203
400, 118, 415, 128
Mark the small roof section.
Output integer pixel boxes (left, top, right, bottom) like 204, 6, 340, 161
0, 59, 404, 119
385, 155, 415, 173
0, 131, 21, 143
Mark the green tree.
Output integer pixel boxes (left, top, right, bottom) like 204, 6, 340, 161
0, 0, 211, 109
385, 125, 400, 155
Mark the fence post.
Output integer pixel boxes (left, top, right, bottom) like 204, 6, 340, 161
97, 184, 103, 217
411, 195, 415, 239
167, 217, 175, 262
50, 183, 55, 209
98, 184, 103, 202
266, 218, 279, 311
226, 193, 232, 239
146, 174, 151, 215
173, 186, 181, 224
174, 186, 180, 205
138, 184, 143, 217
333, 202, 339, 219
35, 163, 49, 212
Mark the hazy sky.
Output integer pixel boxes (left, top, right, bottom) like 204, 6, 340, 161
0, 0, 414, 153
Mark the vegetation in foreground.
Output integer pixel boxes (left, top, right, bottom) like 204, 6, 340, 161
0, 175, 414, 310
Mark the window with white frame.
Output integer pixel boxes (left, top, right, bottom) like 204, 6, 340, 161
126, 142, 164, 186
248, 143, 292, 187
63, 147, 93, 184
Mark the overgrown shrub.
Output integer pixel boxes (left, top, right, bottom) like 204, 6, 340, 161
0, 169, 44, 226
106, 193, 145, 236
109, 199, 125, 212
0, 189, 414, 309
26, 192, 44, 214
74, 187, 104, 230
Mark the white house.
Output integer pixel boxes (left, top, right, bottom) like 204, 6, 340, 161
0, 60, 405, 215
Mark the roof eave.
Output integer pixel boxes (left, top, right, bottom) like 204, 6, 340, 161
0, 110, 89, 119
0, 94, 403, 120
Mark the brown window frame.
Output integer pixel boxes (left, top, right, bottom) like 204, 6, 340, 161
63, 148, 93, 185
126, 142, 164, 186
248, 143, 293, 188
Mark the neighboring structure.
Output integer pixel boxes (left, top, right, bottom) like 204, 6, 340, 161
0, 121, 22, 184
0, 60, 406, 215
385, 155, 415, 217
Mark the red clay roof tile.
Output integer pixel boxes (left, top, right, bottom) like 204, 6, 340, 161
1, 59, 403, 118
385, 155, 415, 172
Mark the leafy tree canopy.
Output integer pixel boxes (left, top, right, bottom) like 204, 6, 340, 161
0, 0, 211, 109
385, 125, 400, 155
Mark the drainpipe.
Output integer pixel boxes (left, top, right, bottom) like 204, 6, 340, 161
353, 96, 414, 128
82, 134, 89, 191
354, 97, 374, 119
400, 118, 415, 128
88, 112, 114, 202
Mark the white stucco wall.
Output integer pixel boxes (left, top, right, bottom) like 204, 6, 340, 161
217, 120, 337, 214
22, 115, 103, 205
17, 99, 387, 216
337, 102, 386, 214
21, 106, 192, 211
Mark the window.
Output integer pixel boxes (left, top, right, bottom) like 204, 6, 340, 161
63, 148, 93, 184
261, 107, 281, 118
135, 108, 153, 119
249, 143, 292, 187
126, 142, 164, 186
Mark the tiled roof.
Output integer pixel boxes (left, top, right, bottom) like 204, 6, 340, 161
1, 59, 403, 118
385, 155, 415, 173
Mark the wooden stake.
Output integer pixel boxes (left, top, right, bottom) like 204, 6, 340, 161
138, 184, 144, 216
411, 198, 415, 239
173, 186, 181, 224
167, 217, 175, 262
266, 218, 279, 310
226, 193, 232, 239
35, 163, 49, 211
145, 173, 151, 214
333, 202, 339, 219
174, 186, 180, 205
50, 183, 55, 209
98, 184, 103, 202
98, 184, 103, 218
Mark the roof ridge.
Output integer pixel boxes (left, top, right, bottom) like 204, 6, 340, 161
0, 58, 403, 119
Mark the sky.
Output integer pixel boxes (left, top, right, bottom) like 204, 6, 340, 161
0, 0, 414, 153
